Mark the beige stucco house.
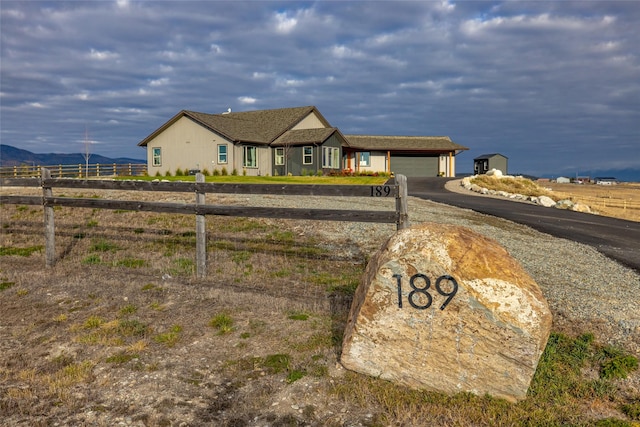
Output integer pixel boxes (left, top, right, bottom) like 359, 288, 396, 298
138, 106, 468, 177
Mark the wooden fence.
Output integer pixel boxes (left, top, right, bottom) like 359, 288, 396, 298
0, 163, 147, 178
1, 168, 409, 278
572, 194, 640, 213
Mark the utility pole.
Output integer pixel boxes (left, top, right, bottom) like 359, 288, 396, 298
83, 126, 91, 177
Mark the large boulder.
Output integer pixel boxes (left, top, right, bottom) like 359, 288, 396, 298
340, 223, 552, 402
536, 195, 556, 207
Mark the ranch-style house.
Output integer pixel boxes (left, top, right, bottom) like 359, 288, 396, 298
138, 106, 468, 177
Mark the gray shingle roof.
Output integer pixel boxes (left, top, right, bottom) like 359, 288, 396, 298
344, 135, 468, 152
138, 107, 465, 154
185, 106, 325, 144
139, 106, 329, 147
271, 128, 342, 147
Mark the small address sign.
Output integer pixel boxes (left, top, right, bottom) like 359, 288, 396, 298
393, 273, 459, 310
370, 185, 392, 197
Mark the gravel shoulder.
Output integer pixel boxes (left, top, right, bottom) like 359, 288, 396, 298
264, 192, 640, 356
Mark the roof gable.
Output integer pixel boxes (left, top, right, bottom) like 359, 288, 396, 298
138, 106, 329, 147
271, 128, 349, 147
187, 106, 324, 144
474, 153, 507, 160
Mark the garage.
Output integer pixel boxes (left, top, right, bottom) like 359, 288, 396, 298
390, 154, 439, 177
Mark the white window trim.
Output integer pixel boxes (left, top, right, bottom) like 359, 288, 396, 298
359, 152, 371, 167
322, 146, 340, 169
243, 146, 257, 168
217, 144, 228, 164
275, 147, 285, 166
303, 146, 313, 165
152, 147, 161, 166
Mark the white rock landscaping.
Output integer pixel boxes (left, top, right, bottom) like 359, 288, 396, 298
460, 173, 592, 212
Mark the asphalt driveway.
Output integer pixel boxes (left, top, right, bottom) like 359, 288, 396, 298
406, 177, 640, 273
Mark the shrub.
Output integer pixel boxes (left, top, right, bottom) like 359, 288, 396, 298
209, 313, 234, 335
174, 167, 184, 176
621, 401, 640, 420
599, 350, 638, 379
154, 325, 182, 347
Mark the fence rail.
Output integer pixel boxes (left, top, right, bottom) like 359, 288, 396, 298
1, 168, 409, 278
0, 163, 147, 178
572, 194, 640, 212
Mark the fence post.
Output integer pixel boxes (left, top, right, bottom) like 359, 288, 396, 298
395, 174, 410, 230
195, 173, 207, 278
42, 168, 56, 267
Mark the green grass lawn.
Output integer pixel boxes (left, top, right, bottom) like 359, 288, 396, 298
118, 174, 390, 185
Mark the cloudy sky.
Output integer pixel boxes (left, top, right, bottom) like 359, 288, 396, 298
1, 1, 638, 176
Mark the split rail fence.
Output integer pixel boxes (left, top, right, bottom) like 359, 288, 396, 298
0, 163, 147, 178
1, 168, 409, 278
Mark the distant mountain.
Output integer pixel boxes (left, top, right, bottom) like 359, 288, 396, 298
0, 145, 145, 167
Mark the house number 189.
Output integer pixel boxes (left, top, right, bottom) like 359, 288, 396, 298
393, 273, 458, 310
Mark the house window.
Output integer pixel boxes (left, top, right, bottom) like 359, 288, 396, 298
322, 147, 340, 169
303, 146, 313, 165
243, 146, 257, 168
359, 152, 371, 167
275, 148, 285, 166
152, 147, 161, 166
217, 145, 227, 164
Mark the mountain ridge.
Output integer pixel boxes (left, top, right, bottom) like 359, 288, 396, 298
0, 144, 145, 167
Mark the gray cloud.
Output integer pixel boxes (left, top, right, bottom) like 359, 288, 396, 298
1, 0, 638, 176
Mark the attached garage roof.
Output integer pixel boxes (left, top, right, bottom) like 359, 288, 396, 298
345, 135, 468, 152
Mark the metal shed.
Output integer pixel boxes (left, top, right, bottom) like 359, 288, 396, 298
474, 153, 508, 175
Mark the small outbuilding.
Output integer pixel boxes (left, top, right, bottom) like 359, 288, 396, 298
595, 177, 617, 185
474, 153, 508, 175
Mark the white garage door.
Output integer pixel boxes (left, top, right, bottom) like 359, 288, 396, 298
390, 155, 439, 177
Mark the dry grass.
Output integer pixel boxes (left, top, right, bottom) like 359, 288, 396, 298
545, 182, 640, 222
472, 176, 640, 222
1, 187, 639, 425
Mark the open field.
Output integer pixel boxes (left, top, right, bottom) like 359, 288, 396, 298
545, 182, 640, 222
1, 184, 639, 426
469, 175, 640, 222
